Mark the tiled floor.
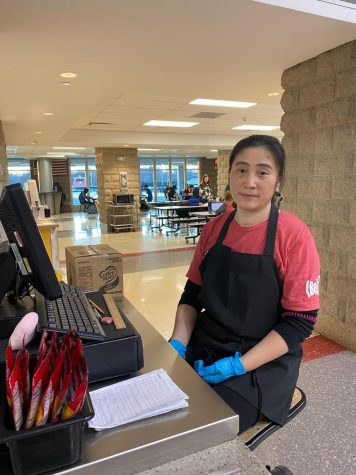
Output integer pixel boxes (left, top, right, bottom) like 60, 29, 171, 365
55, 211, 355, 474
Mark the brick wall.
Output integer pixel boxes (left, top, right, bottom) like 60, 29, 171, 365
216, 150, 230, 199
95, 147, 139, 227
281, 40, 356, 351
0, 121, 8, 186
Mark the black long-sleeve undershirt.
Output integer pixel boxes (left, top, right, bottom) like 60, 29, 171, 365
178, 279, 318, 352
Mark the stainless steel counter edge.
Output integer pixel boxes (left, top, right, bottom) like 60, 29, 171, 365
56, 415, 239, 475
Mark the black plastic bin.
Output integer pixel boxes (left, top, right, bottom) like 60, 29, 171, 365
0, 392, 94, 475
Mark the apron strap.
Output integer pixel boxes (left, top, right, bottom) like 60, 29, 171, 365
264, 203, 279, 256
216, 211, 236, 244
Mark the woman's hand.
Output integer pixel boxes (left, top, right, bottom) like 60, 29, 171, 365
169, 339, 187, 359
194, 352, 246, 384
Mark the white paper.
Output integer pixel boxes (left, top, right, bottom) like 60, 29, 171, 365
88, 369, 189, 431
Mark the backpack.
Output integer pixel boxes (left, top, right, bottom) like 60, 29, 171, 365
86, 203, 97, 214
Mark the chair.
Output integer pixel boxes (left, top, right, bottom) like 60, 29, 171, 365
239, 387, 306, 450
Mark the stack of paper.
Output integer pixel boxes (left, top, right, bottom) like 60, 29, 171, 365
88, 369, 189, 431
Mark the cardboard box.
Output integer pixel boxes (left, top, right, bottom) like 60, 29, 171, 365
65, 244, 123, 298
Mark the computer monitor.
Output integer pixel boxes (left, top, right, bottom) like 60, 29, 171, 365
208, 201, 223, 213
0, 183, 62, 301
114, 194, 134, 205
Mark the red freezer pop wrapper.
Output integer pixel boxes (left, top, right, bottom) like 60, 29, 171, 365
61, 356, 88, 421
5, 344, 15, 409
20, 343, 31, 414
8, 350, 24, 430
25, 342, 52, 429
51, 357, 72, 423
35, 348, 65, 426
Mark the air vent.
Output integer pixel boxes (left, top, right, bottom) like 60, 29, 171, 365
88, 122, 112, 126
191, 112, 226, 119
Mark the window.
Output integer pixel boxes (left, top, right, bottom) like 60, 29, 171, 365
186, 159, 199, 188
7, 158, 31, 186
70, 157, 97, 205
171, 159, 185, 195
155, 159, 170, 201
139, 157, 200, 201
139, 158, 154, 199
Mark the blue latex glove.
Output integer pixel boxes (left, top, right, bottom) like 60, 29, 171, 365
169, 339, 187, 359
194, 352, 246, 384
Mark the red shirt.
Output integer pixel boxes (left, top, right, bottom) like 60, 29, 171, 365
187, 210, 320, 312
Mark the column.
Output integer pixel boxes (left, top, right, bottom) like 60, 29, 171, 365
216, 150, 230, 199
95, 147, 139, 224
38, 158, 55, 215
281, 39, 356, 351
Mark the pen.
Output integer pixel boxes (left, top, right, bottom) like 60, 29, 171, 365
88, 298, 105, 315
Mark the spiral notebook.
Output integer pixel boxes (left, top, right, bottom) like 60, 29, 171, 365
88, 369, 189, 431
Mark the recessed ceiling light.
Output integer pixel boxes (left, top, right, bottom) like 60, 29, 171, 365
46, 152, 72, 155
232, 124, 279, 131
267, 92, 280, 97
144, 120, 199, 128
43, 112, 54, 116
138, 148, 160, 151
35, 131, 43, 134
30, 141, 37, 145
123, 144, 129, 147
41, 153, 65, 158
60, 72, 77, 78
52, 147, 85, 150
61, 81, 71, 86
189, 98, 256, 108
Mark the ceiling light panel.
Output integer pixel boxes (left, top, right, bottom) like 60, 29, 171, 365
52, 147, 86, 150
143, 120, 199, 128
60, 72, 77, 78
232, 124, 279, 131
190, 98, 256, 108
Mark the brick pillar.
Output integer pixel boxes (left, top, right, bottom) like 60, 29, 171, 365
0, 121, 9, 186
216, 150, 230, 199
95, 147, 139, 224
281, 40, 356, 351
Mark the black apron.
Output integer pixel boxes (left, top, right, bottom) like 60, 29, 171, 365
186, 204, 302, 426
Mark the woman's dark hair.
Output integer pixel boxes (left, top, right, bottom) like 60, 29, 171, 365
229, 135, 285, 185
83, 187, 89, 193
192, 187, 200, 198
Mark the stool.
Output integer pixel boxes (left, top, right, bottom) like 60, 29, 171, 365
239, 387, 306, 450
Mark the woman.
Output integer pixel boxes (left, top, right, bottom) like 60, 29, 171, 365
214, 188, 236, 216
199, 174, 213, 203
169, 135, 320, 433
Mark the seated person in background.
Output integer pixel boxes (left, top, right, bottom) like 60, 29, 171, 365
182, 184, 192, 199
187, 187, 201, 206
214, 188, 236, 216
199, 174, 213, 203
78, 187, 95, 209
164, 186, 170, 200
143, 184, 153, 202
167, 185, 178, 201
169, 134, 320, 434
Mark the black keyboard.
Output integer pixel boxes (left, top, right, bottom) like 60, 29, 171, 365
36, 282, 106, 341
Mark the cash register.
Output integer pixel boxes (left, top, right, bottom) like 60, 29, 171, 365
0, 184, 143, 382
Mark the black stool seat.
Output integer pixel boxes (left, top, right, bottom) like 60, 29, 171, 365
239, 387, 306, 450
